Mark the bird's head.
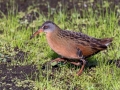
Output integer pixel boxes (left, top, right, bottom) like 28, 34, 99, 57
30, 21, 58, 39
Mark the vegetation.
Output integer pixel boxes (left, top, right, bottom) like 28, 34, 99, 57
0, 0, 120, 90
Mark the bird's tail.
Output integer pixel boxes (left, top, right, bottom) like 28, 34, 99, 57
100, 37, 113, 46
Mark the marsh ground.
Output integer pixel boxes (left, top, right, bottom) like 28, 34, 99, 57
0, 0, 120, 90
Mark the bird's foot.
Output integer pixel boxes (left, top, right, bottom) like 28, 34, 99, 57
77, 59, 86, 76
50, 58, 66, 66
69, 61, 81, 66
51, 58, 65, 62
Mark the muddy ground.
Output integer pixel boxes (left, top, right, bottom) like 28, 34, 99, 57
0, 0, 120, 90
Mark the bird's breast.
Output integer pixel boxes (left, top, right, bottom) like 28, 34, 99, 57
46, 34, 79, 59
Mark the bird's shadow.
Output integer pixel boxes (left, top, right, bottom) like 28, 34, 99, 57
41, 53, 98, 73
42, 52, 120, 74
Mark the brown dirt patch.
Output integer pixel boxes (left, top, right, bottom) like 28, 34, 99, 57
0, 63, 39, 90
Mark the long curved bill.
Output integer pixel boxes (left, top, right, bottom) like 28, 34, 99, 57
30, 29, 43, 39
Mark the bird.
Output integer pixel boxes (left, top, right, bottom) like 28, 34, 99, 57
30, 21, 113, 76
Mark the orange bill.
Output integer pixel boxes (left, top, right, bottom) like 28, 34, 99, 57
30, 29, 43, 39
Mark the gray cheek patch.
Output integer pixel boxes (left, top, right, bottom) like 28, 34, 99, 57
44, 24, 55, 33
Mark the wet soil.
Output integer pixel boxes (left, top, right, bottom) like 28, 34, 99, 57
0, 63, 38, 90
0, 0, 120, 89
0, 47, 39, 90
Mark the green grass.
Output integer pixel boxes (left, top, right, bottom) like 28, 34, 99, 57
0, 3, 120, 90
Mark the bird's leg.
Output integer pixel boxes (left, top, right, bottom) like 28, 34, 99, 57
69, 62, 81, 66
51, 57, 66, 63
77, 58, 86, 75
77, 48, 86, 76
52, 57, 81, 66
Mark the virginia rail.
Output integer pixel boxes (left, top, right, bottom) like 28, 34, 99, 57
30, 21, 113, 76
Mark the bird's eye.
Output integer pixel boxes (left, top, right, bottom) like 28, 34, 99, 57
43, 26, 49, 29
